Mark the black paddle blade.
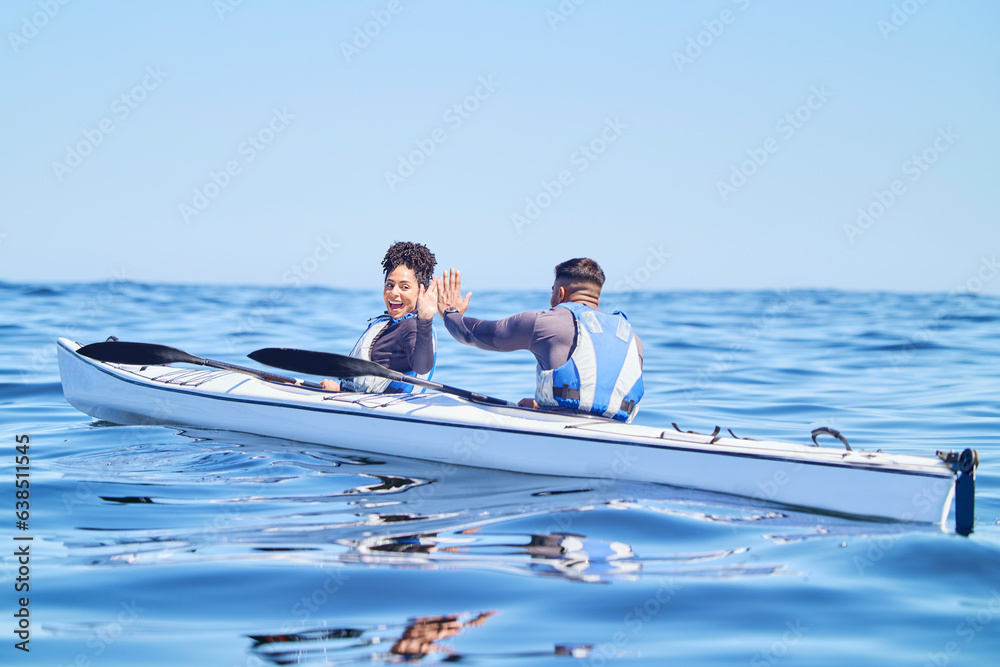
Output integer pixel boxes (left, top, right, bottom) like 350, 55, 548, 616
78, 341, 199, 366
248, 348, 383, 379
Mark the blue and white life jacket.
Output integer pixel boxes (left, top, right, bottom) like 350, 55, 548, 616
339, 313, 436, 394
535, 302, 643, 423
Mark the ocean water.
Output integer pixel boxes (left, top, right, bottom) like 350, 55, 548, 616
2, 281, 999, 666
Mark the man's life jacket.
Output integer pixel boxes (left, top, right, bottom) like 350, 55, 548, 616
340, 313, 436, 393
535, 302, 643, 423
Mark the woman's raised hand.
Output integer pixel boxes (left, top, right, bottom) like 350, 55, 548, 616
416, 278, 439, 320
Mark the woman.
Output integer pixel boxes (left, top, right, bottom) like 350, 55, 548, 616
321, 241, 438, 393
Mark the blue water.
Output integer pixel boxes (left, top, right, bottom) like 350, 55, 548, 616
2, 282, 999, 665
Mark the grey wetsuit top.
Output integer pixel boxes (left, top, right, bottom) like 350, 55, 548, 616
442, 306, 643, 371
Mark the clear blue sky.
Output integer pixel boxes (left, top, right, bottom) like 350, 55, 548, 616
2, 1, 998, 294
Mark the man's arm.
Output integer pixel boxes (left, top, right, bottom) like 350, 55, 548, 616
436, 267, 541, 353
442, 310, 541, 352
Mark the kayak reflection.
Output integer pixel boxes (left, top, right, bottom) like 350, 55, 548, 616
57, 429, 845, 581
248, 610, 593, 665
342, 529, 642, 583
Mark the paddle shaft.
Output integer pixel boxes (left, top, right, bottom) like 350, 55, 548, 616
190, 355, 324, 388
376, 369, 512, 406
249, 347, 515, 407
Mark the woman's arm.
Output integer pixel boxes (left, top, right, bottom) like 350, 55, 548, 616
407, 318, 435, 375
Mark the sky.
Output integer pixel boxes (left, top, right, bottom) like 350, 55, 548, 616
1, 0, 998, 294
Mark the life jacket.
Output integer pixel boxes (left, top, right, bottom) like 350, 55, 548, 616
535, 302, 643, 423
339, 313, 436, 394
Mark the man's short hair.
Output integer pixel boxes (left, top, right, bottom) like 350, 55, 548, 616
554, 258, 605, 287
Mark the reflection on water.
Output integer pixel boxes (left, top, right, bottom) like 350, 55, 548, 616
52, 428, 803, 583
59, 424, 942, 583
249, 610, 593, 665
342, 530, 641, 583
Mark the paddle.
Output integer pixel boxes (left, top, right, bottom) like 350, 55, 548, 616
77, 341, 323, 388
248, 347, 514, 407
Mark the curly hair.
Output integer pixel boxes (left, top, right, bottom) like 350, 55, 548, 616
382, 241, 437, 287
554, 257, 605, 287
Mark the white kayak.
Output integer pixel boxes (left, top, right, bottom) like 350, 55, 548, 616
56, 337, 978, 528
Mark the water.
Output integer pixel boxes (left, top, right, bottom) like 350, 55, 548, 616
3, 281, 999, 665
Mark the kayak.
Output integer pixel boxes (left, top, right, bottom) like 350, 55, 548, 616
56, 337, 977, 529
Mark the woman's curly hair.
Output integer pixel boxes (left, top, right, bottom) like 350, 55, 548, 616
382, 241, 437, 287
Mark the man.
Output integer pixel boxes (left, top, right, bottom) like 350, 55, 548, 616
436, 258, 644, 422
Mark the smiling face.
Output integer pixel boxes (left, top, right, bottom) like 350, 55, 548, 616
383, 264, 420, 318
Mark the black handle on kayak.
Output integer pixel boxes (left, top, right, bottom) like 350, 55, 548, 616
811, 427, 851, 451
